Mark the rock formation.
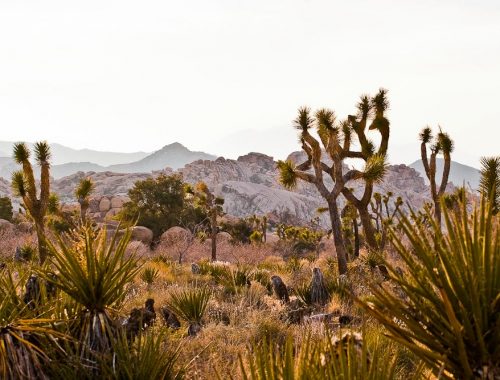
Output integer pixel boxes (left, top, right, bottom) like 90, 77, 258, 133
2, 151, 436, 227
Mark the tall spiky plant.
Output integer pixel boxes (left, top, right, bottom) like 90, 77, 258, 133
41, 225, 141, 365
277, 92, 388, 274
341, 89, 392, 251
479, 156, 500, 215
419, 126, 454, 225
75, 177, 95, 222
11, 141, 52, 263
357, 198, 500, 379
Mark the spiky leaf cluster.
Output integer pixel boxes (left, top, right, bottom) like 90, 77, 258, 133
479, 156, 500, 214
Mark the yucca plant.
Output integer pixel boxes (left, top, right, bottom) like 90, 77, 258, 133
101, 329, 184, 380
357, 198, 500, 379
0, 269, 65, 379
237, 330, 404, 380
294, 282, 313, 306
140, 267, 160, 287
167, 286, 211, 336
41, 225, 141, 363
211, 265, 252, 295
479, 156, 500, 215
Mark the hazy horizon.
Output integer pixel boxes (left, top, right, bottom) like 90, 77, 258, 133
1, 0, 499, 167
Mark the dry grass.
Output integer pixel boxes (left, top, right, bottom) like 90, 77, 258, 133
4, 226, 419, 379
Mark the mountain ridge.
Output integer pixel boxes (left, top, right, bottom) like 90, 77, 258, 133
409, 158, 480, 189
0, 142, 216, 179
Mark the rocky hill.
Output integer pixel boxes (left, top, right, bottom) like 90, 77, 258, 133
3, 150, 434, 227
179, 153, 430, 226
106, 143, 216, 173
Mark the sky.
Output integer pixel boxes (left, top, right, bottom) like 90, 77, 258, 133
0, 0, 499, 167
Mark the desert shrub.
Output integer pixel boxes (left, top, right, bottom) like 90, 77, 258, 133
16, 243, 36, 262
0, 196, 13, 221
276, 224, 324, 257
358, 198, 500, 379
249, 230, 263, 244
221, 218, 254, 244
253, 319, 289, 347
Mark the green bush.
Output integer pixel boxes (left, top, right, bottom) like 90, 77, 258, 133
0, 197, 13, 221
119, 174, 207, 240
276, 224, 324, 256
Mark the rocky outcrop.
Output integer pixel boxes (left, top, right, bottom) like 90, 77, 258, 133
0, 151, 436, 227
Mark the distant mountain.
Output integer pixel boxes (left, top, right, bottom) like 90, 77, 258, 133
0, 141, 148, 166
409, 158, 480, 189
0, 142, 216, 179
106, 143, 216, 173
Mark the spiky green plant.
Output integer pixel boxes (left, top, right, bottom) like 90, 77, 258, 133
238, 330, 404, 380
11, 141, 52, 263
75, 177, 95, 222
357, 198, 500, 379
102, 329, 184, 380
479, 156, 500, 215
167, 286, 211, 336
0, 270, 64, 379
294, 282, 313, 306
41, 225, 140, 361
140, 267, 160, 286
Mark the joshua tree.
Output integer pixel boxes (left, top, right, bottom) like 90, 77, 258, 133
75, 177, 95, 222
11, 142, 51, 264
278, 92, 388, 274
369, 192, 403, 250
479, 156, 500, 215
339, 90, 391, 251
419, 126, 454, 225
194, 182, 224, 261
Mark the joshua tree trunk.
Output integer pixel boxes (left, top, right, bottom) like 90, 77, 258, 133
328, 200, 348, 275
342, 188, 380, 252
80, 201, 88, 223
353, 220, 360, 258
210, 210, 217, 262
35, 221, 48, 264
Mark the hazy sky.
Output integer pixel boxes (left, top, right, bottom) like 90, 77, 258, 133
0, 0, 499, 167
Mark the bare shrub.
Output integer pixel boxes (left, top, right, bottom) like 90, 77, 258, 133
0, 227, 36, 261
